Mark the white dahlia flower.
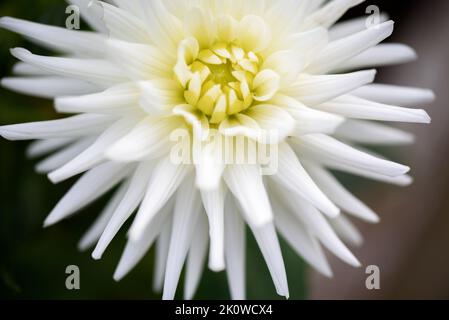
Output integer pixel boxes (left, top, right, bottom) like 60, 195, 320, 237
0, 0, 433, 299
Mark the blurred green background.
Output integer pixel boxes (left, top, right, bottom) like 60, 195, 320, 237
0, 0, 307, 300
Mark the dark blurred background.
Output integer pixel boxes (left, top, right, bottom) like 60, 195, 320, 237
0, 0, 447, 300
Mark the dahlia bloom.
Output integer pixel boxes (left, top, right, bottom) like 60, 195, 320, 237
0, 0, 433, 299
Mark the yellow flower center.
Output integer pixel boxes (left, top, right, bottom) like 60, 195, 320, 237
174, 37, 280, 125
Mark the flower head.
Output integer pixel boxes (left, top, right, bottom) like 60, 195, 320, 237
0, 0, 433, 299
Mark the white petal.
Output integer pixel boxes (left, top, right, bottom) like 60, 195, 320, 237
13, 62, 51, 76
129, 158, 192, 242
302, 0, 366, 29
271, 183, 361, 267
303, 162, 380, 223
153, 215, 172, 293
286, 70, 376, 106
113, 200, 174, 281
292, 134, 410, 177
1, 77, 99, 98
0, 17, 106, 57
250, 223, 289, 299
329, 215, 364, 247
336, 43, 417, 71
271, 95, 344, 135
44, 162, 131, 227
272, 142, 340, 218
315, 94, 431, 123
244, 104, 295, 143
300, 154, 414, 187
101, 2, 153, 43
307, 21, 395, 74
201, 184, 226, 272
270, 195, 332, 277
335, 120, 415, 145
107, 39, 174, 80
195, 140, 226, 191
352, 84, 435, 107
139, 79, 183, 116
78, 180, 130, 251
48, 116, 139, 183
92, 161, 155, 260
224, 195, 246, 300
10, 48, 126, 87
0, 114, 114, 141
184, 213, 208, 300
35, 138, 94, 174
329, 13, 389, 40
105, 116, 183, 162
223, 164, 273, 228
27, 138, 73, 159
55, 83, 140, 114
163, 177, 202, 300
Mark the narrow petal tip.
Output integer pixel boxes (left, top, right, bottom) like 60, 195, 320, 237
91, 250, 103, 261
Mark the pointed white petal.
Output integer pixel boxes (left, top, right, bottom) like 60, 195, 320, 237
44, 162, 131, 227
0, 114, 114, 141
271, 95, 344, 135
286, 70, 376, 106
129, 158, 192, 242
12, 62, 51, 76
329, 13, 389, 40
114, 201, 174, 281
92, 161, 155, 260
292, 134, 410, 177
163, 177, 202, 300
78, 180, 130, 251
307, 21, 394, 74
315, 94, 431, 124
55, 83, 140, 114
223, 164, 273, 228
335, 120, 415, 145
302, 0, 366, 29
329, 215, 364, 247
273, 143, 340, 218
27, 138, 73, 159
270, 196, 332, 277
250, 223, 289, 299
352, 84, 435, 107
271, 184, 361, 267
336, 43, 417, 71
201, 184, 226, 272
35, 138, 94, 174
303, 162, 380, 223
105, 116, 182, 163
0, 17, 106, 57
153, 219, 172, 293
48, 116, 139, 183
10, 48, 126, 87
224, 195, 246, 300
1, 77, 99, 98
184, 213, 208, 300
